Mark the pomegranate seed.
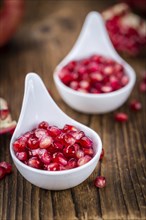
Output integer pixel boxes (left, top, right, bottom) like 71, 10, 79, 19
69, 131, 85, 140
64, 133, 76, 146
70, 81, 79, 90
34, 128, 48, 139
77, 155, 92, 166
90, 72, 103, 82
101, 86, 112, 93
16, 152, 28, 161
83, 148, 94, 156
53, 152, 67, 166
13, 137, 27, 152
100, 148, 104, 160
115, 112, 128, 122
38, 121, 49, 129
39, 136, 53, 149
53, 141, 64, 151
65, 158, 77, 169
63, 145, 76, 158
58, 164, 66, 171
76, 149, 84, 159
94, 176, 106, 188
27, 135, 39, 149
63, 124, 78, 132
48, 126, 61, 137
28, 157, 42, 169
0, 167, 6, 180
46, 163, 59, 171
28, 148, 39, 157
79, 80, 90, 90
0, 161, 12, 174
38, 149, 52, 165
79, 136, 93, 148
139, 82, 146, 93
130, 100, 142, 111
104, 66, 113, 75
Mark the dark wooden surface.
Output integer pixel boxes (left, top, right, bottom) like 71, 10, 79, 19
0, 0, 146, 220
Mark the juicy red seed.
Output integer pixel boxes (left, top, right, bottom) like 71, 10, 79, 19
83, 148, 94, 156
29, 148, 39, 157
46, 163, 59, 171
100, 148, 104, 160
53, 141, 64, 151
115, 112, 128, 122
34, 128, 48, 139
27, 136, 39, 149
0, 161, 12, 174
65, 158, 77, 169
28, 157, 42, 169
101, 86, 112, 93
94, 176, 106, 188
69, 131, 85, 140
63, 145, 76, 158
13, 137, 27, 152
0, 109, 9, 120
130, 100, 142, 111
76, 149, 84, 159
139, 82, 146, 93
38, 149, 52, 165
79, 136, 93, 148
38, 121, 49, 129
48, 126, 62, 137
58, 164, 66, 171
39, 136, 53, 149
53, 152, 68, 166
64, 133, 76, 146
0, 167, 6, 180
63, 124, 78, 132
77, 155, 92, 166
16, 152, 28, 161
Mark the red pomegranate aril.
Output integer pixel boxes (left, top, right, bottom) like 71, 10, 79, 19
38, 149, 52, 165
90, 72, 103, 82
13, 137, 27, 152
16, 152, 28, 161
0, 167, 6, 180
79, 80, 90, 90
0, 161, 12, 174
53, 141, 64, 151
34, 128, 48, 139
79, 136, 93, 148
70, 81, 79, 90
29, 148, 39, 157
101, 85, 113, 93
88, 63, 98, 73
83, 148, 94, 156
69, 130, 85, 140
100, 148, 104, 160
40, 136, 53, 149
66, 158, 77, 169
58, 164, 66, 171
78, 66, 86, 75
63, 124, 78, 132
53, 152, 68, 166
63, 145, 76, 158
94, 176, 106, 188
28, 157, 42, 169
38, 121, 49, 129
77, 155, 92, 166
139, 82, 146, 93
76, 149, 84, 159
46, 163, 59, 171
130, 100, 142, 111
48, 126, 62, 137
104, 66, 113, 75
64, 133, 76, 146
115, 112, 128, 122
27, 135, 39, 149
121, 75, 129, 86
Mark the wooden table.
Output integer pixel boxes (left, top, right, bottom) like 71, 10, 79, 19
0, 1, 146, 219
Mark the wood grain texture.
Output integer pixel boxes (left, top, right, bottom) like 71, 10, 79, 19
0, 0, 146, 220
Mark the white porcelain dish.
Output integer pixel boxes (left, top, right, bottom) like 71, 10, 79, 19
53, 12, 136, 113
10, 73, 102, 190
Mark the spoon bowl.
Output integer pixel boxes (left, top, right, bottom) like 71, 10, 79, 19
10, 73, 102, 190
54, 12, 136, 113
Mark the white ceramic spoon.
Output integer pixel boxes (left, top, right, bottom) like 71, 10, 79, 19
54, 12, 136, 113
10, 73, 102, 190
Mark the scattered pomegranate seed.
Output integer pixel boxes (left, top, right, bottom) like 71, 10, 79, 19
0, 161, 12, 174
58, 54, 128, 94
13, 122, 94, 171
115, 112, 128, 122
100, 148, 104, 160
130, 100, 142, 111
94, 176, 106, 188
139, 82, 146, 93
0, 167, 6, 180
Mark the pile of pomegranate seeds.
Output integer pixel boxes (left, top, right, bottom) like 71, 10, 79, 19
0, 161, 12, 180
0, 97, 17, 135
94, 176, 106, 188
59, 54, 129, 94
102, 3, 146, 55
13, 121, 94, 171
